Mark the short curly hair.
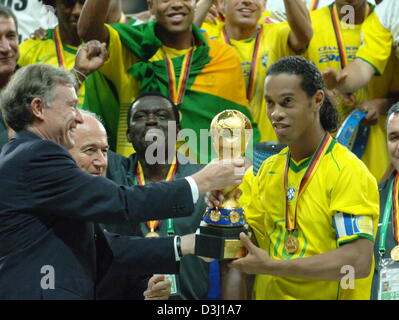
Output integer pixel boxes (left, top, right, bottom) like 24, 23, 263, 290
266, 56, 340, 133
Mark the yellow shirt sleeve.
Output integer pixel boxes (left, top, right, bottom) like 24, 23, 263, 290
266, 23, 295, 67
329, 151, 379, 243
100, 24, 139, 105
356, 12, 393, 75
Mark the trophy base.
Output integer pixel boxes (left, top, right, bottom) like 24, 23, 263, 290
195, 225, 247, 260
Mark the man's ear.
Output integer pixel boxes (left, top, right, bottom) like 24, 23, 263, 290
313, 89, 324, 112
30, 98, 46, 121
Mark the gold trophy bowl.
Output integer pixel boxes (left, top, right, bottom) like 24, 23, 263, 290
195, 110, 252, 260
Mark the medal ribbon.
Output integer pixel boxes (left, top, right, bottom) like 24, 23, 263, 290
284, 134, 333, 232
163, 47, 194, 105
393, 173, 399, 244
330, 3, 370, 69
379, 177, 395, 253
221, 26, 263, 101
54, 26, 65, 68
136, 158, 178, 233
310, 0, 319, 11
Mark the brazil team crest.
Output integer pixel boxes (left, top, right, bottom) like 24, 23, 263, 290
286, 186, 297, 201
261, 55, 268, 67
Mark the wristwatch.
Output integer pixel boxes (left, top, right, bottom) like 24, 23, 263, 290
176, 235, 183, 258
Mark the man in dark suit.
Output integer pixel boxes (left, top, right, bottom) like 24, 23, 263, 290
104, 93, 210, 300
69, 109, 171, 300
0, 63, 245, 299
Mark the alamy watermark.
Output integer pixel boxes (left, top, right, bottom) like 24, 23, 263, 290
40, 265, 55, 290
143, 122, 253, 165
340, 265, 355, 290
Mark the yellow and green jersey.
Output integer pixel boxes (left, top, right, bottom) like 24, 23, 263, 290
244, 140, 379, 300
356, 0, 399, 76
100, 22, 259, 160
18, 29, 85, 104
18, 29, 122, 151
201, 20, 292, 143
100, 29, 194, 157
270, 4, 394, 181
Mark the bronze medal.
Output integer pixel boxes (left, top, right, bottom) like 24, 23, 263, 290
285, 234, 299, 254
210, 209, 221, 222
229, 211, 241, 224
391, 245, 399, 261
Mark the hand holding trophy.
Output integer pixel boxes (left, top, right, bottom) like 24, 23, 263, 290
195, 110, 252, 260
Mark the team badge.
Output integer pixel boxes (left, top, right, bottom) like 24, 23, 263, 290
261, 55, 268, 67
287, 187, 297, 201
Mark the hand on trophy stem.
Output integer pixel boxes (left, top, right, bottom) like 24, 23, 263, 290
191, 158, 246, 195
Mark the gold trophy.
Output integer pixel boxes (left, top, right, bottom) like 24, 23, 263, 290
195, 110, 252, 260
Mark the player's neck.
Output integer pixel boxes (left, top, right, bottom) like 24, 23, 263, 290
156, 25, 194, 50
336, 1, 368, 25
137, 154, 174, 182
224, 21, 258, 40
58, 26, 81, 47
289, 125, 327, 163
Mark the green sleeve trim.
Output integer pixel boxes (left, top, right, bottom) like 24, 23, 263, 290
338, 233, 374, 246
355, 56, 382, 76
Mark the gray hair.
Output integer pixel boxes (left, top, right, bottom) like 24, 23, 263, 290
80, 110, 104, 125
387, 102, 399, 121
0, 4, 18, 35
1, 64, 77, 132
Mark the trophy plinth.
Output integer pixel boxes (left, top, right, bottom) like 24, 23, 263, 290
195, 110, 252, 260
195, 224, 246, 259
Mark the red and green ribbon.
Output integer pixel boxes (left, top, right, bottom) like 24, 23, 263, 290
284, 134, 333, 232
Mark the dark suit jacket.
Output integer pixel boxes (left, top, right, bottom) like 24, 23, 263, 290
105, 152, 209, 300
371, 175, 397, 300
0, 112, 7, 152
0, 130, 194, 299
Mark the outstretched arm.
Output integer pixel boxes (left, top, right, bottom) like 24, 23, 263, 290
78, 0, 111, 43
285, 0, 314, 53
322, 59, 375, 94
230, 233, 373, 281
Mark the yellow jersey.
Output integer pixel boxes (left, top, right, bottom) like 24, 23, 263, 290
271, 4, 394, 182
356, 0, 399, 76
18, 29, 85, 105
245, 140, 379, 300
99, 26, 189, 157
100, 24, 253, 159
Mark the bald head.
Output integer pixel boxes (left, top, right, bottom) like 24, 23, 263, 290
69, 113, 109, 176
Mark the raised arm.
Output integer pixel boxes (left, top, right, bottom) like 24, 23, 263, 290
194, 0, 216, 27
78, 0, 111, 43
322, 58, 375, 94
285, 0, 314, 53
